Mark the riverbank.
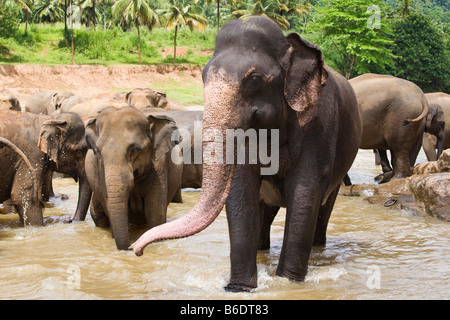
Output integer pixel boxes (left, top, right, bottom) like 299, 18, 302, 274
0, 64, 205, 107
340, 149, 450, 222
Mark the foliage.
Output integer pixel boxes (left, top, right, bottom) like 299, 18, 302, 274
0, 0, 449, 95
392, 13, 450, 92
0, 1, 21, 36
158, 0, 208, 62
308, 0, 396, 79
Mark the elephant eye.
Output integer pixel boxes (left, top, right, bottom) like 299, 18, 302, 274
130, 145, 141, 155
244, 72, 264, 95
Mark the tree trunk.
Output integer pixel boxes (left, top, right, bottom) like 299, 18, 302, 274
217, 1, 220, 33
137, 23, 142, 64
70, 0, 75, 65
173, 25, 178, 63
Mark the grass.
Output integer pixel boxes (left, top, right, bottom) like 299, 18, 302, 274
0, 23, 216, 66
148, 76, 205, 106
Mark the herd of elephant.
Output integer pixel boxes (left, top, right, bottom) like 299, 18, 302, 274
0, 17, 449, 293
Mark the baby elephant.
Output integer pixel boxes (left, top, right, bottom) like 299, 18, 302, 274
85, 106, 183, 250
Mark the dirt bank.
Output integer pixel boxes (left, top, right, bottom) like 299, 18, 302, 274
0, 64, 204, 105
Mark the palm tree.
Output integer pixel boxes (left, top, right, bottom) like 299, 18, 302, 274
32, 0, 64, 23
232, 0, 290, 30
399, 0, 413, 18
205, 0, 239, 33
112, 0, 160, 64
158, 0, 208, 63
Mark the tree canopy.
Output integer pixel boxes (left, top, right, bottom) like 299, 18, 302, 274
1, 0, 449, 92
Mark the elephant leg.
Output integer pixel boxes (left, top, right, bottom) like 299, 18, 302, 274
374, 149, 394, 183
258, 202, 279, 250
277, 165, 329, 282
391, 148, 412, 179
313, 184, 340, 246
378, 149, 392, 173
90, 196, 109, 228
225, 165, 262, 292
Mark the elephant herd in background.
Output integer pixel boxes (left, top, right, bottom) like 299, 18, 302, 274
0, 17, 448, 292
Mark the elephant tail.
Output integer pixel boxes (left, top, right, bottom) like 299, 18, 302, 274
403, 96, 429, 126
0, 137, 40, 207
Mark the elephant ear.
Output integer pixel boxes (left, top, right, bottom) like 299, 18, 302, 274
147, 114, 179, 161
38, 119, 67, 167
85, 118, 100, 155
283, 33, 328, 126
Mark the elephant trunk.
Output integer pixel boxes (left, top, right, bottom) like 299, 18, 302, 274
105, 167, 133, 250
130, 73, 240, 256
0, 137, 39, 206
436, 132, 445, 160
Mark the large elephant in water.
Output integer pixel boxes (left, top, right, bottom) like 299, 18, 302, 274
350, 74, 429, 182
131, 17, 362, 292
84, 106, 183, 250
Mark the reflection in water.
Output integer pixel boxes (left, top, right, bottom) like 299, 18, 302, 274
0, 150, 448, 299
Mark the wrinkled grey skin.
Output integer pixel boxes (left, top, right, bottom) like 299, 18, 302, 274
422, 92, 449, 161
422, 104, 445, 161
350, 74, 429, 182
84, 106, 183, 250
0, 94, 21, 111
0, 109, 89, 226
127, 88, 170, 110
131, 17, 362, 292
143, 108, 203, 189
25, 91, 74, 114
59, 95, 88, 113
376, 103, 446, 183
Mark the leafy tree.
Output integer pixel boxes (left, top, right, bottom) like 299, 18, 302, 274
158, 0, 208, 62
392, 13, 450, 92
0, 1, 22, 36
32, 0, 64, 23
112, 0, 160, 64
232, 0, 290, 30
309, 0, 396, 78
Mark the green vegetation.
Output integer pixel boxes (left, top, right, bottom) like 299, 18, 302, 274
0, 0, 449, 92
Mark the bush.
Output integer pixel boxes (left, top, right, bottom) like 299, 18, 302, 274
392, 13, 450, 92
0, 3, 21, 37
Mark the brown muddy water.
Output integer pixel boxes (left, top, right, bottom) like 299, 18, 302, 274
0, 150, 448, 300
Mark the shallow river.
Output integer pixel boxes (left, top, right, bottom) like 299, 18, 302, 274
0, 150, 448, 299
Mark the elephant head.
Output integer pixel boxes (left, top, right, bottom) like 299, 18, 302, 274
126, 88, 169, 110
51, 92, 75, 112
424, 103, 445, 159
0, 94, 21, 111
130, 16, 329, 255
38, 113, 88, 179
85, 106, 179, 250
38, 112, 91, 220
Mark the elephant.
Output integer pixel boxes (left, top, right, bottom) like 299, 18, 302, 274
59, 94, 88, 113
25, 91, 75, 114
0, 93, 21, 111
84, 106, 183, 250
349, 74, 429, 182
130, 17, 363, 292
422, 92, 449, 161
62, 98, 128, 123
126, 88, 186, 111
143, 108, 203, 189
0, 109, 90, 226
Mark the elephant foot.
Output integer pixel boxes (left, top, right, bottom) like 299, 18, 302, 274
374, 171, 394, 184
224, 283, 255, 293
